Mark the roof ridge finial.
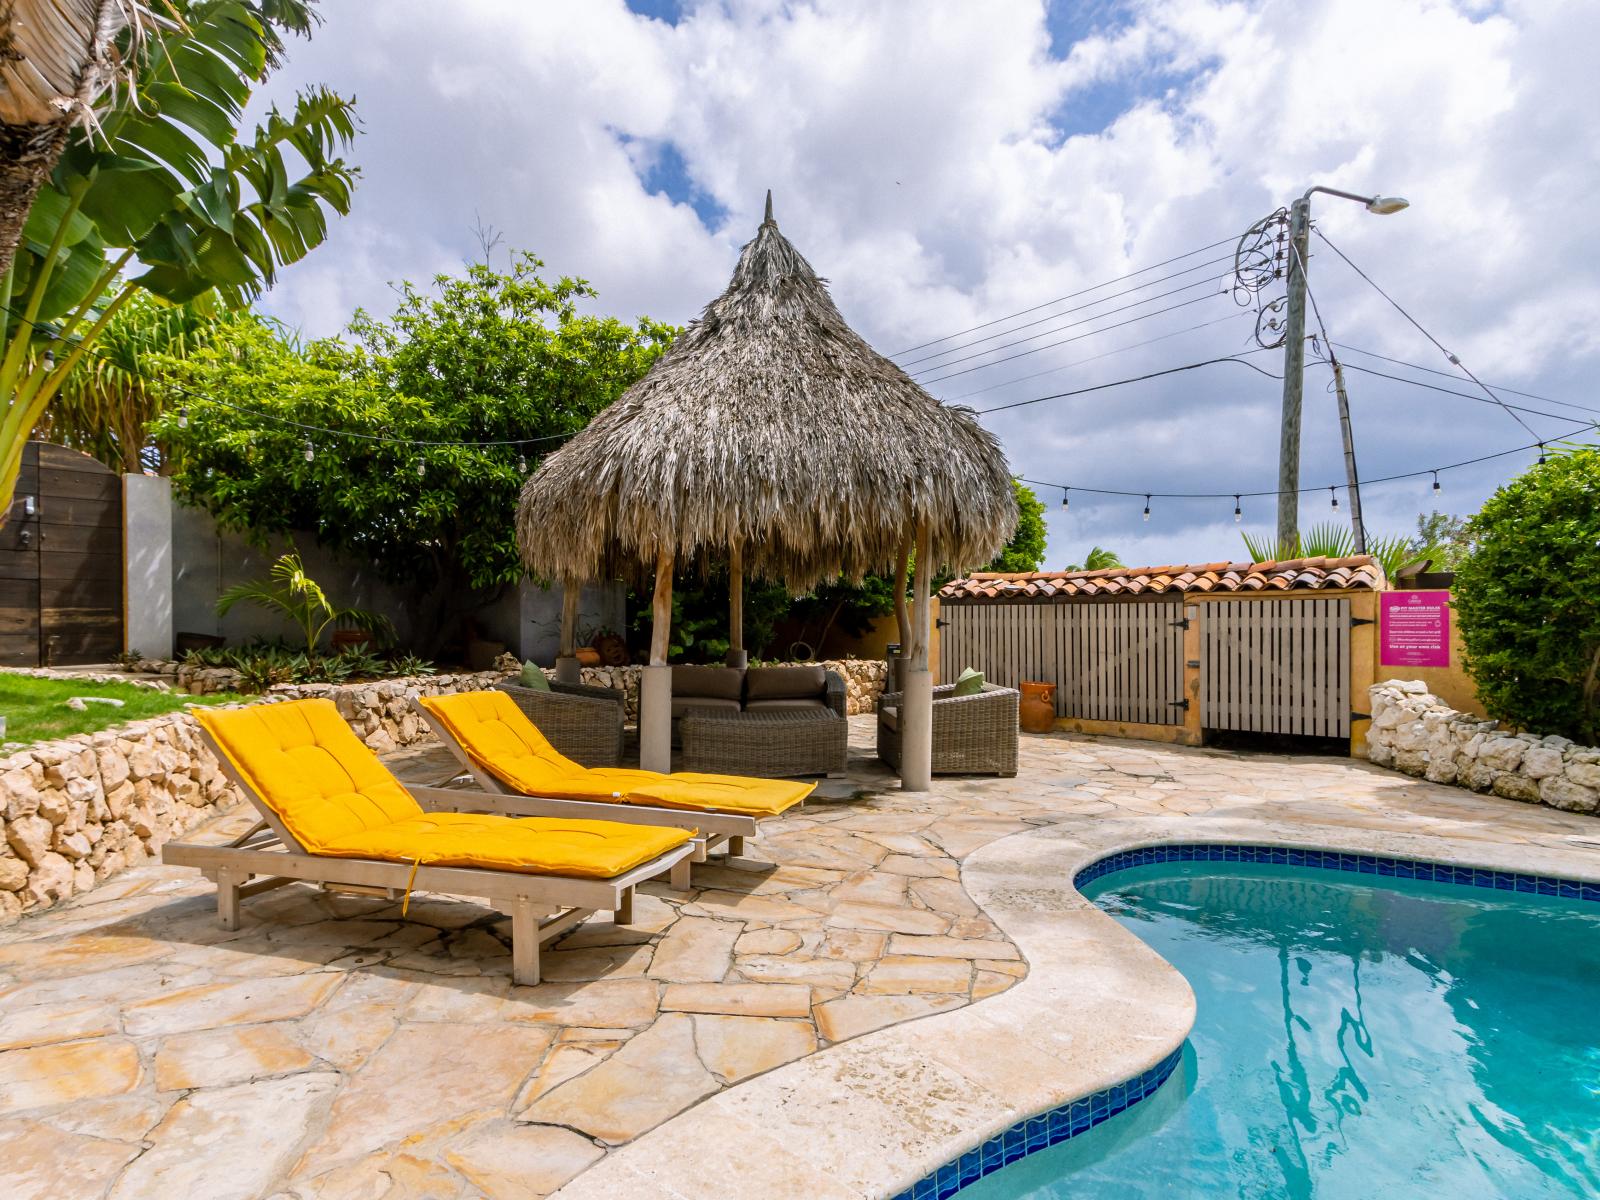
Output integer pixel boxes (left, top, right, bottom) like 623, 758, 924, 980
764, 189, 773, 224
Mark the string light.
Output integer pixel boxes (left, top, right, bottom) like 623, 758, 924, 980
1330, 486, 1339, 511
517, 446, 528, 474
41, 349, 54, 370
1060, 488, 1069, 511
1143, 494, 1151, 522
1432, 471, 1441, 495
178, 407, 189, 429
416, 460, 426, 479
1233, 495, 1241, 523
302, 439, 315, 463
1537, 443, 1547, 465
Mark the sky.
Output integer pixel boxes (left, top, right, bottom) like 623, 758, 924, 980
247, 0, 1600, 573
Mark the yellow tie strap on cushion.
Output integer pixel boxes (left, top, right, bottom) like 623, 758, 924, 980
318, 813, 694, 879
402, 855, 423, 917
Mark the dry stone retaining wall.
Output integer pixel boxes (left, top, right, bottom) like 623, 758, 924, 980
1367, 680, 1599, 816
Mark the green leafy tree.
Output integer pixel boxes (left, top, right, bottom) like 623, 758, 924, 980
1453, 445, 1600, 742
1062, 546, 1124, 572
1411, 510, 1473, 572
0, 0, 355, 520
986, 481, 1047, 572
216, 551, 392, 657
157, 255, 674, 653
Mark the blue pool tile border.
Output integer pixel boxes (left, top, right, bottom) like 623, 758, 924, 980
888, 1045, 1183, 1200
890, 841, 1599, 1200
1072, 842, 1600, 904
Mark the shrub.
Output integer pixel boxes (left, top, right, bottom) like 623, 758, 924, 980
1453, 445, 1600, 742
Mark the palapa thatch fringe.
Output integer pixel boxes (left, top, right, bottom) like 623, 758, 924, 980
516, 197, 1015, 590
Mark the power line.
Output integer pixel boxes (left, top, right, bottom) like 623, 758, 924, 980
973, 354, 1279, 416
1322, 360, 1593, 426
1314, 226, 1539, 437
942, 309, 1255, 401
888, 234, 1238, 358
896, 252, 1233, 370
1018, 419, 1597, 503
1331, 341, 1600, 417
910, 272, 1231, 379
921, 289, 1228, 386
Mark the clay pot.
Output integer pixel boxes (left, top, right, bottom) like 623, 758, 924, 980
1019, 680, 1056, 733
574, 647, 602, 667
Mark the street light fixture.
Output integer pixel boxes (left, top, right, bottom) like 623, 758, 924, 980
1275, 183, 1408, 553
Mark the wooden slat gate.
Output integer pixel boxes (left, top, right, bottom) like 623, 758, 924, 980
939, 598, 1186, 725
0, 442, 123, 667
1200, 597, 1350, 737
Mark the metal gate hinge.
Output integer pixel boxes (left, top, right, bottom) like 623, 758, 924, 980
1169, 617, 1190, 629
1350, 617, 1374, 627
1351, 710, 1371, 722
1169, 698, 1190, 710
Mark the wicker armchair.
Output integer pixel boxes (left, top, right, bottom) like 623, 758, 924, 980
493, 678, 625, 767
876, 682, 1019, 777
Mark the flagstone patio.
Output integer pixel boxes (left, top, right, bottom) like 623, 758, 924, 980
1, 717, 1596, 1200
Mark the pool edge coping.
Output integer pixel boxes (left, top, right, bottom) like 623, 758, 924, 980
549, 812, 1600, 1200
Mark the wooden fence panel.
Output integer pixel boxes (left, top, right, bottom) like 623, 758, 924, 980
1199, 597, 1350, 737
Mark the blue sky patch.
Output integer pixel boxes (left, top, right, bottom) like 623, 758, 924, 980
616, 132, 729, 230
625, 0, 687, 25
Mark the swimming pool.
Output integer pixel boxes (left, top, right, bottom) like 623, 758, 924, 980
955, 856, 1600, 1199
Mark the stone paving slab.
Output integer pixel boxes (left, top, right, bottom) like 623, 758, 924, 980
0, 718, 1595, 1198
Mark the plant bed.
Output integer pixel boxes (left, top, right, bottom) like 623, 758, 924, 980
0, 674, 242, 748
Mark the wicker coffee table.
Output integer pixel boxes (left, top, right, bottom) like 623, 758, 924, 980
679, 708, 848, 778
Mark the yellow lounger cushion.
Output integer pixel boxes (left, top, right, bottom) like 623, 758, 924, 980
196, 699, 423, 854
318, 812, 692, 878
418, 690, 812, 817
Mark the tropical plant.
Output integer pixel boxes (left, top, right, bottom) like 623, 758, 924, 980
1411, 510, 1474, 573
157, 255, 674, 652
0, 0, 356, 519
387, 652, 435, 678
1240, 524, 1440, 580
1061, 546, 1124, 572
215, 552, 392, 659
39, 290, 234, 470
1453, 445, 1600, 743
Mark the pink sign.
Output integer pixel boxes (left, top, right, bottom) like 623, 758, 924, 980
1381, 590, 1451, 668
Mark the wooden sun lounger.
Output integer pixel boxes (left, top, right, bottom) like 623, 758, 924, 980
164, 726, 698, 986
415, 702, 759, 864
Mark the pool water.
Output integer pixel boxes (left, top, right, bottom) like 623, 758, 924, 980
961, 862, 1600, 1199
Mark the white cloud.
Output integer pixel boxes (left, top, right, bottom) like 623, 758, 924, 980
250, 0, 1600, 569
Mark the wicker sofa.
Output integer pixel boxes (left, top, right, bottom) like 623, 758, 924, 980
876, 682, 1019, 777
493, 678, 626, 767
670, 664, 848, 777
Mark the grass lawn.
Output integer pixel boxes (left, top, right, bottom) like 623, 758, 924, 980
0, 675, 246, 746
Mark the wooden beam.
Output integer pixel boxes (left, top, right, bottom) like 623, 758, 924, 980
559, 584, 580, 658
909, 522, 931, 668
893, 534, 911, 651
728, 541, 744, 653
649, 549, 674, 666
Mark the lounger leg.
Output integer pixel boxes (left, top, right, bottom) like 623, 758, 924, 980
726, 836, 745, 859
216, 868, 244, 931
615, 886, 634, 927
511, 898, 540, 987
670, 857, 692, 890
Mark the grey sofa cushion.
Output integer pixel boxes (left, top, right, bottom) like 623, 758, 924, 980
745, 697, 830, 714
745, 665, 827, 702
672, 665, 745, 703
878, 705, 899, 732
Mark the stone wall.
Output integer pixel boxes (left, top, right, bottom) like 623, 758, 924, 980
1367, 681, 1599, 816
0, 670, 507, 926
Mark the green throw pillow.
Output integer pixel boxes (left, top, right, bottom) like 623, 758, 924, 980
519, 661, 551, 690
952, 667, 985, 697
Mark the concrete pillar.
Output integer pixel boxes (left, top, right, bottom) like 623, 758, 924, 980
553, 656, 582, 683
640, 664, 673, 773
123, 474, 173, 658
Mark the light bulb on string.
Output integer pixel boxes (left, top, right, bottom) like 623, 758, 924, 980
517, 445, 528, 474
1142, 494, 1151, 522
41, 349, 54, 371
1330, 486, 1338, 512
416, 459, 426, 479
1234, 495, 1242, 523
1060, 488, 1069, 512
1432, 471, 1440, 495
1537, 444, 1547, 465
302, 439, 315, 463
178, 407, 189, 429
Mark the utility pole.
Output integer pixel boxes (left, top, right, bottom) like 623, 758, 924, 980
1275, 197, 1310, 551
1273, 185, 1408, 554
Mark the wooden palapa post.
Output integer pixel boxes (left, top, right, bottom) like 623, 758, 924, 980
726, 541, 747, 668
640, 548, 674, 772
554, 583, 582, 683
900, 521, 934, 791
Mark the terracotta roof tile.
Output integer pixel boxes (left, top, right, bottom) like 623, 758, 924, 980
941, 555, 1386, 601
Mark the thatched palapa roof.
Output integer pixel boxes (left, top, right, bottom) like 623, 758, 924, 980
516, 195, 1016, 588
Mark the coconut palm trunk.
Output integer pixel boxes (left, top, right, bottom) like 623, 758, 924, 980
0, 1, 140, 280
